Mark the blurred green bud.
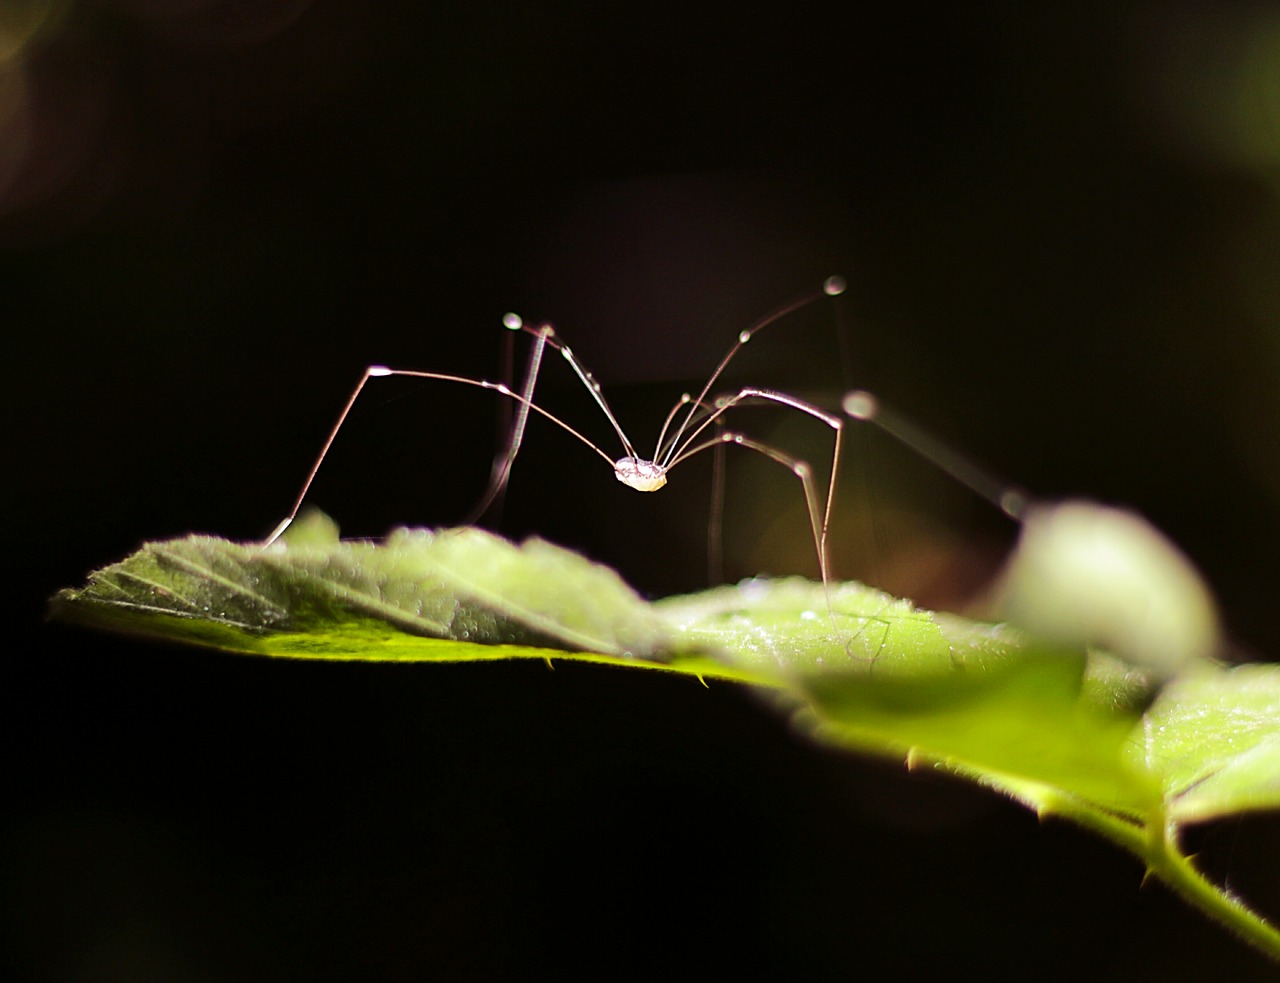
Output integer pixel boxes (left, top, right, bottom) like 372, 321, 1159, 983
993, 500, 1221, 679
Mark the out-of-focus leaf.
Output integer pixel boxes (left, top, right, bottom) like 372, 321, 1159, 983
1136, 664, 1280, 823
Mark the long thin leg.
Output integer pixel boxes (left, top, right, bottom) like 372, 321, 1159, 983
665, 386, 845, 585
670, 429, 835, 596
465, 318, 553, 523
483, 322, 520, 524
708, 415, 727, 585
261, 367, 617, 546
503, 315, 640, 460
654, 392, 732, 584
837, 389, 1028, 657
262, 365, 386, 546
842, 390, 1029, 519
659, 275, 847, 463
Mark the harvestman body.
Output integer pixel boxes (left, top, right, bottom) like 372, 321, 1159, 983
264, 277, 849, 588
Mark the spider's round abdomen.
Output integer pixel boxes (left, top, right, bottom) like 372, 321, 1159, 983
614, 457, 667, 492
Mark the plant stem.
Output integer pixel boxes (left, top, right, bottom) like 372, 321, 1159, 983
1050, 795, 1280, 964
1147, 825, 1280, 963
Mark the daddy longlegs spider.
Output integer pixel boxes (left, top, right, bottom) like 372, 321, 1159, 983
263, 277, 849, 602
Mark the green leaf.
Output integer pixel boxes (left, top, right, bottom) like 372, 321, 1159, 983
660, 579, 1158, 815
52, 511, 1157, 812
1137, 664, 1280, 823
48, 510, 1280, 961
50, 510, 674, 667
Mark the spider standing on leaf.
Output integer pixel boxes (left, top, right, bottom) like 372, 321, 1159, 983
263, 276, 850, 594
259, 270, 1222, 680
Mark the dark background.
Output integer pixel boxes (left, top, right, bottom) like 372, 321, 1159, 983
8, 1, 1280, 979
